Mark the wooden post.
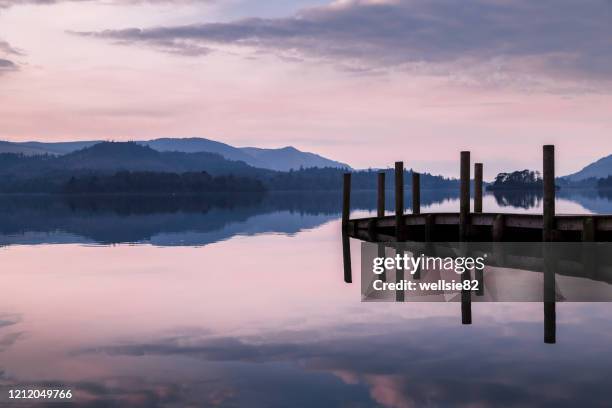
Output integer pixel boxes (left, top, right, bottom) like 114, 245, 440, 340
460, 153, 472, 324
377, 172, 385, 218
543, 145, 555, 242
342, 173, 351, 230
342, 231, 352, 283
460, 152, 471, 241
474, 163, 483, 213
424, 214, 434, 243
395, 162, 404, 241
542, 145, 556, 343
462, 285, 472, 325
582, 217, 596, 279
492, 214, 505, 242
396, 249, 405, 302
412, 172, 420, 215
411, 172, 422, 280
544, 300, 556, 344
492, 214, 505, 270
582, 217, 595, 242
377, 243, 386, 282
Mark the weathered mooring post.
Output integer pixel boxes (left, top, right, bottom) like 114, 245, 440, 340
583, 217, 595, 242
582, 217, 596, 279
473, 163, 484, 295
461, 281, 472, 324
394, 162, 406, 301
474, 163, 483, 214
342, 173, 352, 229
459, 152, 472, 324
542, 145, 556, 343
377, 172, 386, 218
411, 172, 422, 279
543, 145, 555, 242
342, 173, 352, 283
377, 171, 387, 282
460, 152, 471, 241
412, 172, 420, 215
544, 300, 556, 344
395, 162, 404, 241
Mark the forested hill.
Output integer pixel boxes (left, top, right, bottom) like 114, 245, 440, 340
0, 142, 262, 177
0, 142, 457, 193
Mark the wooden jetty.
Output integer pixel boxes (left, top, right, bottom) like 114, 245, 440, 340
343, 146, 612, 243
341, 145, 612, 344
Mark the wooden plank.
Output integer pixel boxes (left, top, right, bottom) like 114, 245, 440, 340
404, 214, 427, 226
595, 217, 612, 231
505, 214, 543, 229
471, 213, 496, 226
557, 216, 585, 231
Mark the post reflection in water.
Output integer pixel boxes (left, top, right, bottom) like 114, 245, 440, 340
350, 239, 612, 345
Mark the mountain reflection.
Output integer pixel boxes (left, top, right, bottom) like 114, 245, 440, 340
1, 189, 611, 246
0, 191, 459, 246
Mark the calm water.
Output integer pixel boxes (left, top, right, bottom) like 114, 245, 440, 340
1, 190, 612, 407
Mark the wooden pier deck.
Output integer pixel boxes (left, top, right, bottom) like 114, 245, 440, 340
346, 212, 612, 243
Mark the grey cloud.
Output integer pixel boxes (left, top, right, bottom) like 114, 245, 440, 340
0, 315, 20, 329
76, 0, 612, 90
0, 40, 21, 74
0, 58, 18, 73
0, 0, 203, 8
0, 40, 23, 56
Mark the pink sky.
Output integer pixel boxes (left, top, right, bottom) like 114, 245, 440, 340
1, 0, 611, 178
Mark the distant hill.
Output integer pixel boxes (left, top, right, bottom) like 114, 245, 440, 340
0, 140, 58, 156
0, 142, 455, 193
140, 138, 266, 168
0, 142, 271, 192
563, 154, 612, 181
19, 141, 99, 155
241, 146, 349, 171
42, 142, 263, 176
0, 137, 350, 171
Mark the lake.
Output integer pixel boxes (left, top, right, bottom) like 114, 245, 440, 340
1, 189, 612, 407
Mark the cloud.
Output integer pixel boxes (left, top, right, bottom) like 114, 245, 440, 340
75, 312, 612, 408
75, 0, 612, 91
0, 0, 203, 8
0, 40, 21, 74
0, 40, 23, 56
0, 58, 18, 74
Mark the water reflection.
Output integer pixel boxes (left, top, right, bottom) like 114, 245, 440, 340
1, 190, 612, 407
3, 307, 612, 407
491, 190, 543, 209
2, 188, 612, 246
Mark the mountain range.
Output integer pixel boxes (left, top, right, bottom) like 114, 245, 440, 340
562, 154, 612, 182
0, 141, 459, 193
0, 138, 350, 171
